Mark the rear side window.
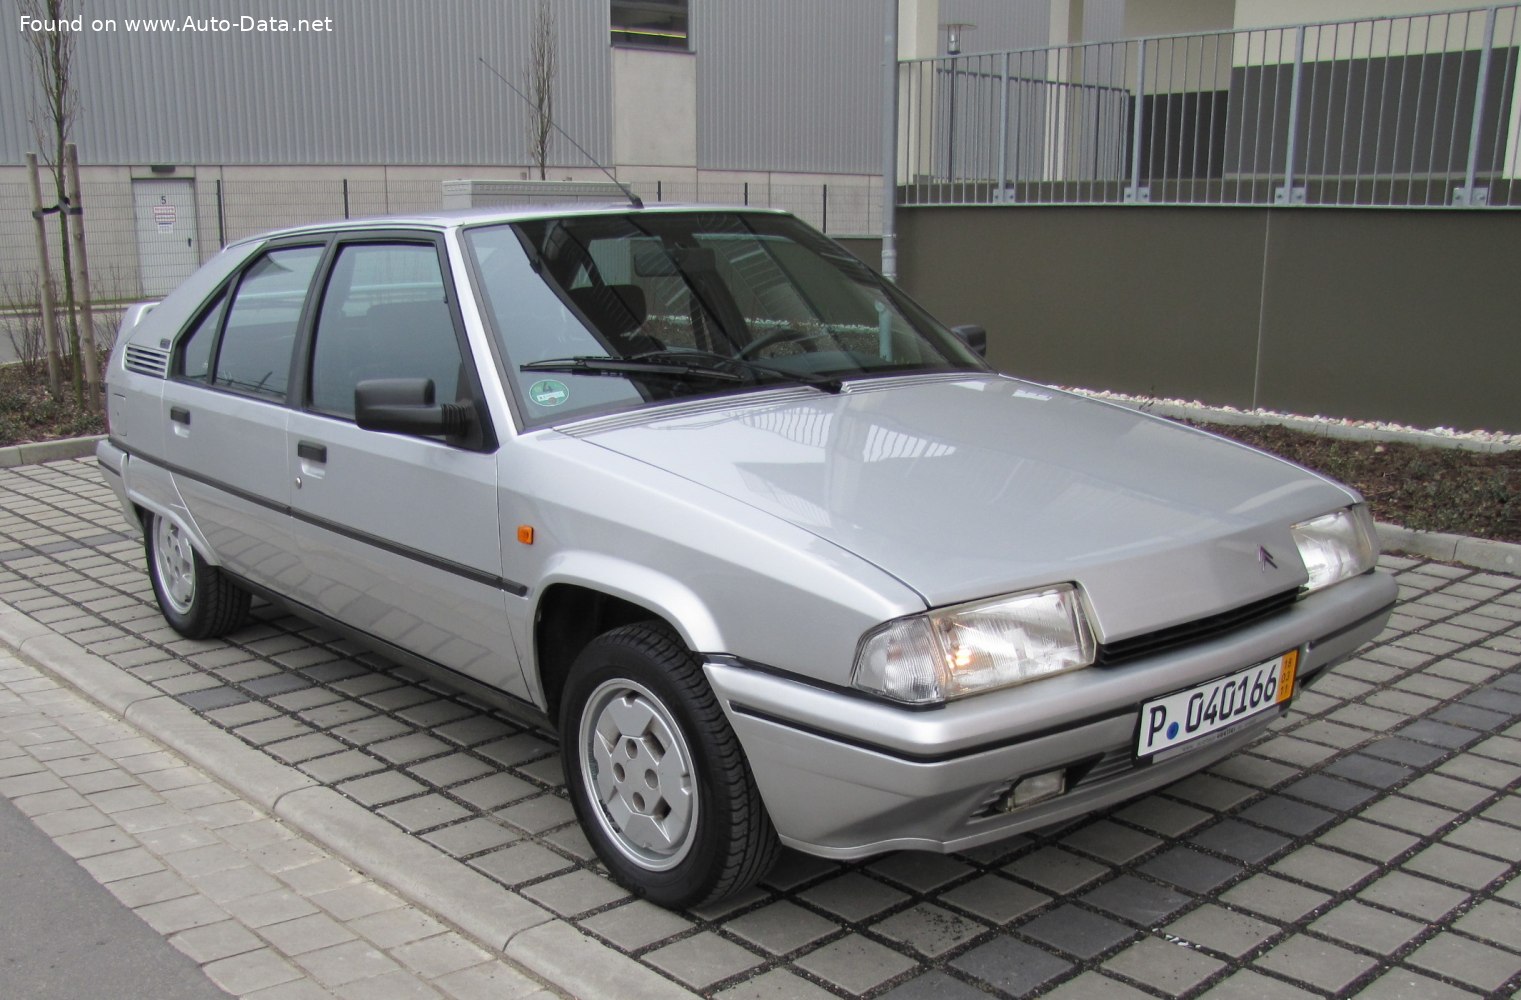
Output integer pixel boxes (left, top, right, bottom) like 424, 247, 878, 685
308, 243, 461, 419
212, 247, 323, 399
177, 293, 226, 381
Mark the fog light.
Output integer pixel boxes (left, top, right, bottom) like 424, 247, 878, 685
998, 769, 1066, 811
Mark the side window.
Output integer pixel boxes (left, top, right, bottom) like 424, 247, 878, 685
213, 246, 323, 399
177, 293, 226, 381
308, 243, 462, 419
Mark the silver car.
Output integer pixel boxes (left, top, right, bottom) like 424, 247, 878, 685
98, 205, 1396, 908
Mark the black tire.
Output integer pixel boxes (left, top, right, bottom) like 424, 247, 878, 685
143, 511, 250, 640
560, 622, 780, 909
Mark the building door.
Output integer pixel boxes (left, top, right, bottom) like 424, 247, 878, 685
132, 178, 199, 297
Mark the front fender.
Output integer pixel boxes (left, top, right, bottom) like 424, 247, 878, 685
537, 550, 724, 653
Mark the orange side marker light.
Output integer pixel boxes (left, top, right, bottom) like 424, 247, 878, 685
516, 525, 535, 545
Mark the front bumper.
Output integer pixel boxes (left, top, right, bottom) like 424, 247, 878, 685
706, 570, 1396, 859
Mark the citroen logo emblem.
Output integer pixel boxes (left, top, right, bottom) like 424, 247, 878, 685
1258, 546, 1278, 572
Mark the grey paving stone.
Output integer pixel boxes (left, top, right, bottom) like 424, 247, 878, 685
1452, 898, 1521, 951
1316, 817, 1421, 863
1004, 847, 1108, 894
1114, 796, 1212, 837
403, 753, 493, 788
1308, 899, 1425, 954
760, 851, 839, 892
519, 868, 629, 917
259, 911, 359, 957
1402, 773, 1494, 811
468, 841, 573, 885
493, 793, 575, 834
1399, 719, 1482, 749
338, 772, 426, 807
872, 902, 985, 959
377, 793, 470, 832
1407, 932, 1521, 993
1350, 968, 1484, 1000
713, 968, 839, 1000
1253, 934, 1377, 994
233, 717, 314, 747
421, 817, 517, 857
368, 732, 450, 765
1104, 936, 1225, 994
330, 715, 412, 746
1238, 795, 1336, 837
1437, 751, 1521, 789
178, 686, 253, 711
474, 733, 556, 767
1323, 753, 1414, 789
1270, 845, 1378, 892
647, 932, 764, 990
1021, 904, 1136, 959
949, 936, 1072, 997
449, 771, 536, 810
1197, 968, 1319, 1000
1403, 842, 1510, 890
580, 899, 694, 952
1281, 773, 1381, 811
265, 733, 346, 765
1219, 874, 1330, 923
242, 673, 314, 698
1083, 873, 1194, 927
296, 700, 377, 730
1139, 846, 1241, 893
297, 750, 384, 784
723, 900, 840, 956
1041, 970, 1158, 1000
1187, 818, 1292, 864
1164, 904, 1278, 958
938, 875, 1050, 925
868, 852, 973, 892
1359, 795, 1460, 835
1208, 754, 1298, 790
798, 872, 910, 922
1357, 870, 1471, 921
1167, 773, 1258, 812
876, 970, 991, 1000
1443, 816, 1521, 860
1061, 820, 1162, 865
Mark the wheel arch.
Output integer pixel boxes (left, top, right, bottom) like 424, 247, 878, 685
532, 557, 724, 724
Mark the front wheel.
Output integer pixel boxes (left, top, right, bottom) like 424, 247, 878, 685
560, 622, 780, 909
144, 512, 250, 639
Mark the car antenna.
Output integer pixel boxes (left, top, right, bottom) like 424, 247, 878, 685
477, 55, 645, 210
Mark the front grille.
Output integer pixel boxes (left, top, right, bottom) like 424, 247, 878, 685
1096, 588, 1299, 667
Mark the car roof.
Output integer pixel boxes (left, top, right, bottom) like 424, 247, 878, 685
234, 202, 794, 248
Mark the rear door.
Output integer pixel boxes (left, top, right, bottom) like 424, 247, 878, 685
283, 236, 528, 700
161, 241, 325, 586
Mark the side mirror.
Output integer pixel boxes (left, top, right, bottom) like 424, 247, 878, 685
951, 324, 988, 358
354, 378, 471, 437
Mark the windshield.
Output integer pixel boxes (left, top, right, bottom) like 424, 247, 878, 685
464, 211, 986, 425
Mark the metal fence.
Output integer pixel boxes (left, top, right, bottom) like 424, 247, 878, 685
899, 4, 1521, 208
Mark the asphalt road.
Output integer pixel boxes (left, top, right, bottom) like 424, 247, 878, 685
0, 793, 230, 1000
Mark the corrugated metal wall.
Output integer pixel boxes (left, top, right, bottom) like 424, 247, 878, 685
1, 0, 612, 166
694, 0, 883, 174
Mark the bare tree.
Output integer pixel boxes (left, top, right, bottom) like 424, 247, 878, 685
526, 0, 557, 180
19, 0, 85, 403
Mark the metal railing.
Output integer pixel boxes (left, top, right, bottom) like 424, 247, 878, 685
899, 4, 1521, 208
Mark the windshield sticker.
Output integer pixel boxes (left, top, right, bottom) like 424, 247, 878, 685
529, 379, 570, 407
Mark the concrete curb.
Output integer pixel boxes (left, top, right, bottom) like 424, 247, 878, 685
0, 434, 104, 468
1376, 522, 1521, 574
0, 602, 699, 1000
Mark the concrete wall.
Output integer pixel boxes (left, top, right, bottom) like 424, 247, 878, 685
895, 205, 1521, 432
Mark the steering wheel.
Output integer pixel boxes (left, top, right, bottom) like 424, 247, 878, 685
736, 328, 837, 360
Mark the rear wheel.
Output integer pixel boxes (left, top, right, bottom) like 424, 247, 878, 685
144, 512, 250, 639
561, 622, 780, 908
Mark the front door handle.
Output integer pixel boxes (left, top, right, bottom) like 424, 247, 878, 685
296, 441, 327, 463
170, 406, 190, 425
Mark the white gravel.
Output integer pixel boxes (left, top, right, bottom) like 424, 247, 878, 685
1066, 388, 1521, 453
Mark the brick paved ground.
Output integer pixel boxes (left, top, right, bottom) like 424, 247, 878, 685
1, 456, 1519, 999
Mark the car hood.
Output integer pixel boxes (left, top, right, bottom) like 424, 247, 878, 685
563, 374, 1355, 641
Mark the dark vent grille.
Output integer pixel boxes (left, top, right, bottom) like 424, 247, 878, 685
123, 345, 170, 379
1097, 588, 1299, 667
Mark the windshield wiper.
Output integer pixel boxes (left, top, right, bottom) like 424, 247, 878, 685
521, 352, 844, 394
630, 349, 843, 394
520, 356, 745, 383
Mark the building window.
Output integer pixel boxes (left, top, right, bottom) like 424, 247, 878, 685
611, 0, 688, 50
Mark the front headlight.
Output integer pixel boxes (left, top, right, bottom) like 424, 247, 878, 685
1291, 504, 1379, 594
852, 584, 1096, 704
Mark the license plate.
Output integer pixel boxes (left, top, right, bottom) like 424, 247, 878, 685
1136, 650, 1298, 758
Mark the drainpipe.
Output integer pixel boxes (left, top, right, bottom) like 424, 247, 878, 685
882, 0, 900, 280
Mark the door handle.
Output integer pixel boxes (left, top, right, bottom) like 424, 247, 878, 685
296, 441, 328, 463
170, 406, 190, 426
